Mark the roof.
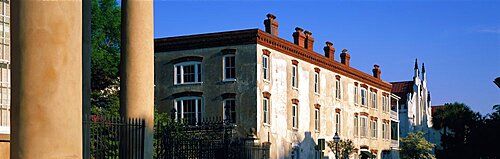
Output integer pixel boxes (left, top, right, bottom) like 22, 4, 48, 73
390, 81, 414, 103
155, 29, 392, 91
431, 105, 446, 116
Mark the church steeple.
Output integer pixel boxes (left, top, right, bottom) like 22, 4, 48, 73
422, 63, 426, 73
422, 63, 426, 81
414, 58, 420, 78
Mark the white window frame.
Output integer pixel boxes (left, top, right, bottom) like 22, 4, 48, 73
335, 79, 341, 100
382, 122, 387, 139
361, 88, 367, 107
174, 61, 202, 85
174, 96, 203, 124
354, 85, 359, 105
292, 104, 298, 129
335, 112, 341, 133
263, 98, 270, 125
223, 98, 236, 123
292, 65, 298, 89
314, 72, 319, 94
223, 55, 236, 81
371, 91, 377, 110
354, 116, 358, 137
360, 116, 367, 137
262, 55, 270, 81
314, 108, 320, 131
371, 120, 378, 138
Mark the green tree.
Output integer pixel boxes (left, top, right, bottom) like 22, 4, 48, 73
400, 132, 435, 159
431, 102, 483, 159
327, 139, 355, 159
91, 0, 121, 92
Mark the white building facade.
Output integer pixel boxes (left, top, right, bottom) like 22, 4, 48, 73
155, 14, 400, 159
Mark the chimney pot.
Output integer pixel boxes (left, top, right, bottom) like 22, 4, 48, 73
264, 13, 279, 36
304, 30, 314, 51
340, 49, 351, 66
372, 64, 381, 79
292, 27, 306, 47
323, 41, 335, 61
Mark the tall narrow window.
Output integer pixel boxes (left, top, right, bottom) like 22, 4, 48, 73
174, 62, 202, 84
354, 116, 359, 137
223, 99, 236, 123
371, 119, 378, 138
382, 122, 387, 139
263, 98, 269, 124
371, 91, 377, 109
361, 117, 367, 137
335, 79, 341, 100
223, 55, 236, 81
175, 97, 203, 124
354, 85, 359, 105
335, 112, 341, 133
315, 108, 320, 131
314, 72, 319, 94
292, 104, 298, 128
361, 88, 367, 107
262, 55, 269, 81
292, 65, 298, 88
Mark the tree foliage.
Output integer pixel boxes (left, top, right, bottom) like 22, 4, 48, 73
91, 0, 121, 91
327, 139, 355, 159
400, 131, 435, 159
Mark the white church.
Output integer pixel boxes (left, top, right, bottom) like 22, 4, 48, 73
391, 59, 440, 151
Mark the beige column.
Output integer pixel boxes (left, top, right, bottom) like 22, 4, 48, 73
11, 1, 82, 159
120, 0, 154, 158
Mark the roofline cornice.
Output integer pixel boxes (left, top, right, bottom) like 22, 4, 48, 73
154, 29, 392, 91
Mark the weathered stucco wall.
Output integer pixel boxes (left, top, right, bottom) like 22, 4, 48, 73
256, 44, 393, 159
155, 44, 258, 135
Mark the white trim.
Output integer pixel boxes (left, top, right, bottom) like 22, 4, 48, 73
263, 98, 270, 125
174, 61, 202, 85
314, 72, 319, 94
223, 98, 236, 123
222, 54, 236, 81
291, 65, 298, 89
262, 55, 270, 82
292, 104, 298, 129
174, 96, 203, 123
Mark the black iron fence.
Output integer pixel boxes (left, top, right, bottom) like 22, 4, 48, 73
84, 115, 145, 159
155, 117, 270, 159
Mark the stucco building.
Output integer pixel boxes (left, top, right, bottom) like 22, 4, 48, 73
0, 0, 9, 158
155, 14, 400, 159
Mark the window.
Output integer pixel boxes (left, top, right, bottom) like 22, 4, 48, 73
292, 104, 298, 129
361, 88, 367, 107
223, 99, 236, 123
223, 55, 236, 81
371, 91, 377, 109
174, 62, 202, 84
314, 72, 319, 94
382, 95, 388, 112
175, 97, 203, 124
292, 65, 298, 88
335, 79, 341, 100
354, 85, 359, 105
354, 116, 359, 137
314, 108, 320, 131
360, 117, 367, 137
382, 122, 387, 139
371, 119, 378, 138
263, 98, 270, 124
335, 112, 341, 134
262, 55, 270, 81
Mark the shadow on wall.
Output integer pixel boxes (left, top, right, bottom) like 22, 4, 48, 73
290, 131, 322, 159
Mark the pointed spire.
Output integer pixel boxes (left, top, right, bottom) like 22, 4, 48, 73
422, 63, 426, 73
414, 58, 419, 70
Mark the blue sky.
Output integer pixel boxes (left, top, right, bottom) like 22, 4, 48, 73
154, 1, 500, 115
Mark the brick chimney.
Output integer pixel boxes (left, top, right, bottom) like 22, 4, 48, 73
292, 27, 306, 47
372, 64, 381, 79
304, 30, 314, 51
264, 13, 278, 36
323, 41, 335, 61
340, 49, 351, 66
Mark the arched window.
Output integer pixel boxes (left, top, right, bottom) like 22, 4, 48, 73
174, 96, 203, 124
174, 61, 202, 84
